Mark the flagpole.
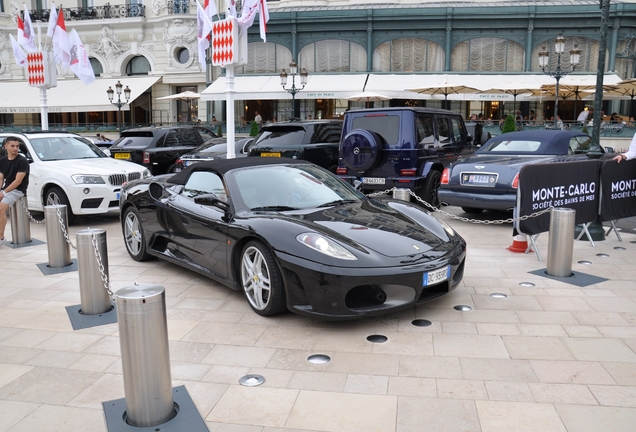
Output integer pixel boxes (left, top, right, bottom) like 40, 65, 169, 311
36, 20, 49, 131
226, 64, 236, 159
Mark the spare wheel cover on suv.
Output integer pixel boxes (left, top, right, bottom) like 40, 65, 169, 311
341, 129, 382, 172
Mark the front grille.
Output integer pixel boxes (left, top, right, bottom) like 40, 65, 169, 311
81, 198, 103, 209
345, 285, 387, 309
109, 172, 142, 186
109, 200, 119, 208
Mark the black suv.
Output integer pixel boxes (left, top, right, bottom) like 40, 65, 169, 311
109, 126, 220, 175
248, 120, 343, 172
337, 107, 475, 206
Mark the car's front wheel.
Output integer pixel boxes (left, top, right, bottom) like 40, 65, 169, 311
417, 170, 441, 209
240, 240, 286, 316
122, 206, 152, 261
45, 186, 75, 225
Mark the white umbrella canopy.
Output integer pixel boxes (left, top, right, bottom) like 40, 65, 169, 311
346, 91, 391, 102
407, 83, 481, 101
479, 82, 537, 111
155, 90, 201, 101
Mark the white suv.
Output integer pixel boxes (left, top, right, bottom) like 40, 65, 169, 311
0, 132, 151, 223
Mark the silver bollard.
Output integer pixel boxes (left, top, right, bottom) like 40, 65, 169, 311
76, 229, 111, 315
116, 284, 174, 427
44, 205, 71, 268
9, 196, 31, 245
547, 208, 575, 277
393, 188, 411, 201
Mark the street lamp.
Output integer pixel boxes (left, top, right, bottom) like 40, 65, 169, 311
539, 35, 581, 127
106, 81, 132, 131
280, 60, 309, 120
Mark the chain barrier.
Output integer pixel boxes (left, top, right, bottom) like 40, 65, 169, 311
56, 207, 77, 250
366, 187, 554, 224
91, 233, 115, 300
20, 199, 45, 224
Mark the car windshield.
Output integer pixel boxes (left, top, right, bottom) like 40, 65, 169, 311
480, 139, 542, 153
112, 136, 155, 148
231, 164, 364, 211
254, 128, 305, 146
31, 137, 107, 161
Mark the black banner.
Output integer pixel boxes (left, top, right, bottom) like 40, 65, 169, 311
600, 159, 636, 222
518, 160, 602, 235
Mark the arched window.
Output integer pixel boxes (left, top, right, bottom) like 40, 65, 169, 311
615, 37, 636, 79
89, 58, 103, 76
237, 42, 293, 74
373, 38, 444, 72
298, 40, 367, 73
452, 37, 524, 72
125, 56, 151, 76
530, 37, 605, 73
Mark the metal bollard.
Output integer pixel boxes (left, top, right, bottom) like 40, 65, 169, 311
393, 188, 411, 201
547, 208, 575, 277
44, 205, 72, 268
76, 229, 111, 315
116, 284, 174, 427
9, 196, 31, 244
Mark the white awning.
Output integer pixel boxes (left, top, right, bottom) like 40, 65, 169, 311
201, 74, 368, 101
0, 76, 161, 114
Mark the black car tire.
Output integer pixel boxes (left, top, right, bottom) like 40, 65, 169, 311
462, 207, 484, 214
341, 129, 383, 172
122, 206, 152, 261
240, 240, 287, 316
45, 186, 75, 225
416, 170, 441, 209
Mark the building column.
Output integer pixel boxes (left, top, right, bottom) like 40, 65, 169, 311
445, 15, 452, 71
525, 19, 534, 72
367, 9, 373, 72
609, 19, 620, 72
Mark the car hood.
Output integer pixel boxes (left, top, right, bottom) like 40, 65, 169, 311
258, 200, 453, 258
36, 158, 146, 174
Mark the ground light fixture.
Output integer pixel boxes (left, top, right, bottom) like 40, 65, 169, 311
106, 81, 132, 131
280, 60, 309, 120
539, 35, 581, 127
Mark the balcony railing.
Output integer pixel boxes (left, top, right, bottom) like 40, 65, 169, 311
23, 4, 145, 22
167, 0, 190, 15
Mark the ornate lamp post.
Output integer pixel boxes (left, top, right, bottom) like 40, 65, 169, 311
106, 81, 132, 131
539, 35, 581, 127
280, 60, 309, 120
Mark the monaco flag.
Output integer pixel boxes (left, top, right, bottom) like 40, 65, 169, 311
10, 33, 27, 68
47, 2, 59, 39
17, 6, 36, 52
197, 0, 213, 69
69, 29, 95, 85
238, 0, 269, 42
52, 10, 71, 69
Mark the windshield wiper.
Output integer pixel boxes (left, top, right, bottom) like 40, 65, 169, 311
317, 199, 357, 208
250, 205, 298, 211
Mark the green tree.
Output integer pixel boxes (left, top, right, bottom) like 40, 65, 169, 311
502, 114, 517, 134
582, 125, 589, 135
249, 121, 259, 137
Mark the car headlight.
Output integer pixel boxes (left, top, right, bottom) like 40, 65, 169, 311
437, 219, 456, 237
142, 169, 152, 179
72, 175, 105, 184
296, 233, 357, 260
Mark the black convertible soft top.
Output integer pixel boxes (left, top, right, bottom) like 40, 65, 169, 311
167, 156, 309, 185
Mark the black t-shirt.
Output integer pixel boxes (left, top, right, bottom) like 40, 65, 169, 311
0, 155, 30, 194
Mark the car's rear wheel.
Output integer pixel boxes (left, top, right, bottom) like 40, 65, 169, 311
462, 207, 484, 214
45, 186, 75, 225
240, 240, 286, 316
122, 206, 152, 261
416, 170, 441, 209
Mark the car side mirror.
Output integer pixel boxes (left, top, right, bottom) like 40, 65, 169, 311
19, 152, 33, 163
604, 146, 614, 153
466, 135, 474, 143
194, 193, 229, 211
353, 180, 362, 190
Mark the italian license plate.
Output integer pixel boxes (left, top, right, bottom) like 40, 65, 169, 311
423, 266, 450, 286
116, 192, 120, 200
362, 177, 386, 185
114, 153, 130, 160
260, 152, 281, 157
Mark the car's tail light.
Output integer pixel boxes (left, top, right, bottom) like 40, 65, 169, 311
176, 158, 182, 165
441, 168, 450, 184
512, 173, 519, 189
337, 167, 348, 175
400, 168, 416, 176
143, 151, 150, 164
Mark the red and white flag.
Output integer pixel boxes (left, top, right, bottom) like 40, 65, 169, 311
204, 0, 218, 22
238, 0, 268, 42
47, 2, 59, 39
226, 0, 237, 18
10, 33, 27, 68
197, 0, 213, 69
69, 29, 95, 85
17, 6, 36, 52
52, 11, 71, 69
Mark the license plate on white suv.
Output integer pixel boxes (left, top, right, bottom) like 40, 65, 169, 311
362, 177, 386, 185
423, 266, 450, 286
